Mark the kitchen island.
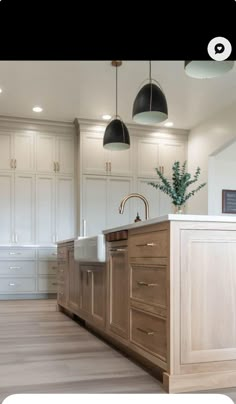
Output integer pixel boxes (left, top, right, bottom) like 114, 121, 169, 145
57, 215, 236, 393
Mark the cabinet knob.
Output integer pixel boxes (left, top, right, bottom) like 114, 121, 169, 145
137, 281, 157, 287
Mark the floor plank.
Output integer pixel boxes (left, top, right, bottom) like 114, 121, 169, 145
0, 300, 236, 402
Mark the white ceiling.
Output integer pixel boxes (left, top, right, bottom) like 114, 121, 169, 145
0, 60, 236, 130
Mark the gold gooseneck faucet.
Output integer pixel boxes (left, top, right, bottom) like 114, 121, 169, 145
118, 193, 150, 220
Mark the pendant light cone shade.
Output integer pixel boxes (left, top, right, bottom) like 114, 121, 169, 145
103, 61, 130, 150
184, 60, 234, 79
132, 61, 168, 125
103, 118, 130, 150
132, 82, 168, 124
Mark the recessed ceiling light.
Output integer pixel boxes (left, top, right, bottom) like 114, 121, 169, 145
0, 88, 2, 93
102, 114, 111, 120
32, 106, 43, 113
164, 122, 173, 127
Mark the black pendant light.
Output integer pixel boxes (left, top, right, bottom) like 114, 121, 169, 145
103, 61, 130, 150
132, 61, 168, 125
184, 60, 234, 79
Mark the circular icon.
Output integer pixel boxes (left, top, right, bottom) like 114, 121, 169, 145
207, 37, 232, 61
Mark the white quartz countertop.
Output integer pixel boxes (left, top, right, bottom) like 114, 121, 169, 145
57, 238, 76, 244
103, 214, 236, 234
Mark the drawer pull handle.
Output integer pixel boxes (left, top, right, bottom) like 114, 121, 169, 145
137, 327, 154, 336
9, 252, 21, 255
9, 266, 21, 270
52, 266, 57, 270
9, 283, 16, 286
137, 281, 157, 287
136, 243, 156, 247
51, 282, 57, 286
59, 292, 64, 296
110, 248, 126, 252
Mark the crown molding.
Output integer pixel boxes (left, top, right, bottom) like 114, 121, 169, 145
0, 115, 75, 135
75, 117, 189, 140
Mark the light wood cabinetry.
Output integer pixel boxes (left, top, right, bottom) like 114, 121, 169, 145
79, 263, 106, 329
68, 244, 80, 313
106, 239, 129, 340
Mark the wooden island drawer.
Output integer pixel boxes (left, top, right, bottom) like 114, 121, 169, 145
131, 264, 166, 308
129, 230, 168, 258
130, 308, 167, 362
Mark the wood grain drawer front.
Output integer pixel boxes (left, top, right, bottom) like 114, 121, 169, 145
38, 277, 57, 292
131, 265, 166, 308
38, 249, 58, 260
0, 261, 36, 276
130, 308, 167, 362
0, 249, 36, 259
0, 278, 36, 293
38, 261, 58, 275
57, 264, 65, 282
57, 246, 68, 260
129, 230, 168, 258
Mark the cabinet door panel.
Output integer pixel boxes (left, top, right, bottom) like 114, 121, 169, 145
107, 178, 133, 228
137, 179, 159, 219
108, 247, 129, 339
92, 268, 105, 327
56, 176, 74, 242
0, 173, 13, 243
57, 136, 74, 175
36, 175, 55, 244
36, 134, 55, 173
68, 247, 80, 313
15, 174, 35, 244
82, 176, 107, 236
137, 140, 159, 177
82, 134, 107, 175
159, 142, 185, 178
14, 133, 34, 172
109, 149, 132, 176
80, 266, 92, 315
0, 133, 12, 170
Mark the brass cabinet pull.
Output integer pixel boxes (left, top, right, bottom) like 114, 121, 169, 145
109, 161, 111, 172
137, 327, 154, 336
14, 159, 17, 169
136, 242, 156, 247
9, 252, 21, 255
10, 159, 14, 169
57, 162, 60, 172
137, 281, 157, 287
105, 162, 108, 172
51, 282, 57, 286
53, 162, 56, 172
9, 282, 16, 287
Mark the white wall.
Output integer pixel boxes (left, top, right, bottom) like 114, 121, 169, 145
208, 140, 236, 215
187, 101, 236, 214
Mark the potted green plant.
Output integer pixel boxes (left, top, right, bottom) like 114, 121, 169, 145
148, 161, 206, 213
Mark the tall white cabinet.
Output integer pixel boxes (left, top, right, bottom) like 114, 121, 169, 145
0, 119, 76, 299
78, 122, 188, 236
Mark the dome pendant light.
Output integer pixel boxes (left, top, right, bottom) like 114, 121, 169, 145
132, 61, 168, 125
184, 60, 234, 79
103, 61, 130, 150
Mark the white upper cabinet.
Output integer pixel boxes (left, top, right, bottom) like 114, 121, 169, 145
36, 134, 74, 174
137, 137, 186, 178
137, 138, 160, 178
0, 131, 35, 172
14, 133, 35, 172
0, 133, 12, 171
136, 178, 172, 219
82, 133, 132, 176
159, 141, 186, 178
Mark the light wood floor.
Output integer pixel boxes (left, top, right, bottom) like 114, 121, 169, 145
1, 300, 236, 402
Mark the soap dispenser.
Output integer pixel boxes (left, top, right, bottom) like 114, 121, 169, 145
134, 212, 141, 222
